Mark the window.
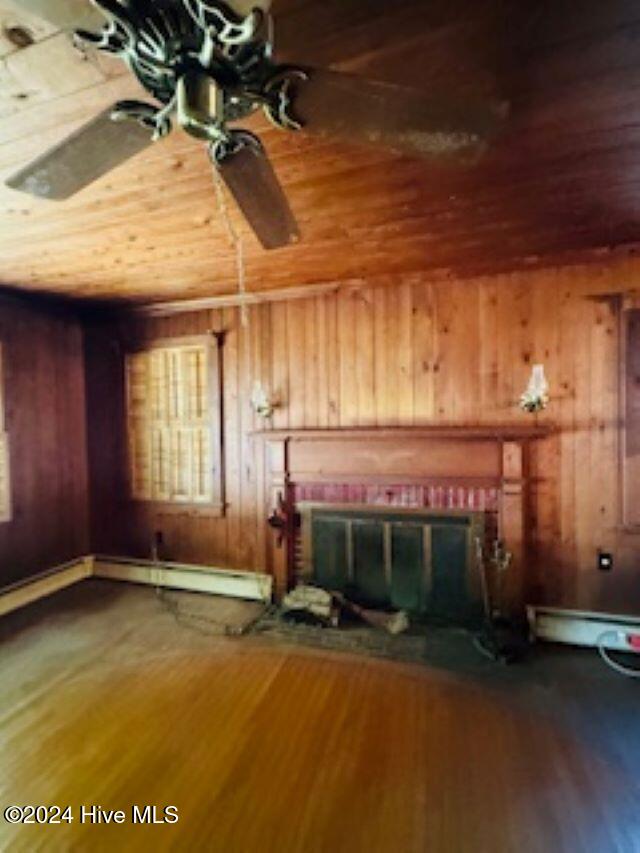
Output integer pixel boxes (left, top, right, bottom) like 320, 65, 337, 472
622, 308, 640, 528
125, 338, 222, 508
0, 345, 10, 522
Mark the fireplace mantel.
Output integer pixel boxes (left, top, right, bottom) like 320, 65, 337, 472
255, 425, 551, 612
252, 426, 552, 441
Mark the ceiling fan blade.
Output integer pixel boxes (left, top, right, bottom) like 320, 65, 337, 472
6, 107, 154, 200
4, 0, 104, 30
290, 68, 508, 162
215, 135, 299, 250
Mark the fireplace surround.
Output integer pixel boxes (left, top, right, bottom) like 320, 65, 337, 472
256, 426, 548, 614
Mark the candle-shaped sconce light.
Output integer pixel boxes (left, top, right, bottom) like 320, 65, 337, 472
250, 380, 279, 420
519, 364, 549, 413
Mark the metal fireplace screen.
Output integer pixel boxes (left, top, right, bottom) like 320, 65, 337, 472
299, 503, 485, 623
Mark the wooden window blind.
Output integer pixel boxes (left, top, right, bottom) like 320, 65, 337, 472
0, 344, 11, 523
622, 308, 640, 528
125, 339, 221, 507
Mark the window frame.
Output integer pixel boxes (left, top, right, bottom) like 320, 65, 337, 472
124, 335, 224, 516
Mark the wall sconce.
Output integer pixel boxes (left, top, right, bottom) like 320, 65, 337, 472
250, 380, 279, 419
519, 364, 549, 413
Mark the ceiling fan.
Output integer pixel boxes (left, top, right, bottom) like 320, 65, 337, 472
5, 0, 507, 249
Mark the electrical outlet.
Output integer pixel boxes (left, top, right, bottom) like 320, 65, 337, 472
597, 551, 613, 572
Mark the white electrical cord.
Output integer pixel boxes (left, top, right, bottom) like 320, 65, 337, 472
597, 630, 640, 678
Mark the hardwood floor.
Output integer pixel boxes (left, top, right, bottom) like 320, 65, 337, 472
1, 581, 639, 852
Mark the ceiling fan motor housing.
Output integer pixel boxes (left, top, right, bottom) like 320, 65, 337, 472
75, 0, 305, 143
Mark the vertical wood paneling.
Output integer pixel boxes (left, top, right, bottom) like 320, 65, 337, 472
338, 289, 357, 427
373, 286, 387, 427
556, 272, 578, 597
355, 288, 375, 426
270, 302, 288, 431
85, 261, 640, 611
412, 282, 436, 424
326, 292, 340, 428
383, 286, 401, 425
286, 300, 306, 429
495, 276, 518, 422
0, 298, 89, 588
529, 279, 562, 599
315, 296, 330, 430
478, 279, 499, 425
304, 298, 319, 429
571, 283, 593, 603
587, 297, 619, 607
397, 283, 414, 424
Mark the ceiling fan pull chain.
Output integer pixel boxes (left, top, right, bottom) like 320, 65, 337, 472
211, 163, 248, 327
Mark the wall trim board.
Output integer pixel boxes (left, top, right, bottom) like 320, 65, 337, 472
0, 557, 93, 618
137, 281, 343, 317
0, 555, 272, 619
93, 556, 272, 602
528, 605, 640, 651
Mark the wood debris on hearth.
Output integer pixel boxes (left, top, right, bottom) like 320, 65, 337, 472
282, 584, 409, 635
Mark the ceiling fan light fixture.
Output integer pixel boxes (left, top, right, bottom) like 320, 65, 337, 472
176, 72, 225, 141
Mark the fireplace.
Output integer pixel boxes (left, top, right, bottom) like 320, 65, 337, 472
256, 426, 547, 614
299, 503, 485, 622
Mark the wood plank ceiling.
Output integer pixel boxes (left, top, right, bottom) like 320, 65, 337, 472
0, 0, 640, 304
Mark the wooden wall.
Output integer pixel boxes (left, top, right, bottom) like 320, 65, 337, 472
85, 257, 640, 613
0, 295, 89, 588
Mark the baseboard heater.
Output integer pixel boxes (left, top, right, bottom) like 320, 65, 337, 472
528, 605, 640, 651
93, 556, 272, 602
0, 557, 92, 618
0, 555, 272, 619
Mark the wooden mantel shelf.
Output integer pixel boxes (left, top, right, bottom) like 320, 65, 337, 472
252, 425, 554, 441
